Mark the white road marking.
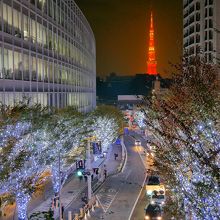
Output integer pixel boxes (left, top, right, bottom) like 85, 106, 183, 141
128, 136, 148, 220
96, 188, 119, 213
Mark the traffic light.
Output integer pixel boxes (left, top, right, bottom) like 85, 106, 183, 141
77, 170, 83, 176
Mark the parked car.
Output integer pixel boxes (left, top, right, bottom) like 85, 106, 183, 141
144, 204, 162, 219
135, 140, 141, 146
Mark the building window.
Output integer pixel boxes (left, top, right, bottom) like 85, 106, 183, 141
196, 2, 200, 10
205, 8, 208, 17
209, 19, 213, 28
196, 34, 200, 43
189, 36, 194, 45
31, 0, 36, 6
189, 26, 195, 35
196, 46, 200, 54
196, 23, 200, 32
205, 42, 208, 51
189, 46, 194, 55
209, 41, 213, 51
196, 13, 200, 21
205, 53, 208, 62
205, 0, 208, 6
209, 53, 212, 62
205, 31, 208, 40
209, 0, 213, 5
209, 7, 213, 16
205, 19, 208, 29
209, 30, 213, 39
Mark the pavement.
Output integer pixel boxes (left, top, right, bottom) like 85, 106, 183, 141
25, 141, 123, 220
61, 141, 123, 220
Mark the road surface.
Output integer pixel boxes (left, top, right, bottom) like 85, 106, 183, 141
90, 133, 148, 220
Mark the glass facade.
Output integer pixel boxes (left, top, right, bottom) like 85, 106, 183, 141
0, 0, 96, 112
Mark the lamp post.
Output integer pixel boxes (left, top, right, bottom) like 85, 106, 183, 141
58, 150, 62, 220
86, 140, 92, 201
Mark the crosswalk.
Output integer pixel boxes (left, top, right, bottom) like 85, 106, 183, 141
96, 187, 118, 213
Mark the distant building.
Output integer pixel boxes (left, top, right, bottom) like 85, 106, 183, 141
97, 73, 171, 105
117, 95, 143, 110
183, 0, 220, 64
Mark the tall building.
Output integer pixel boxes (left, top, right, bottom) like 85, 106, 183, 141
147, 12, 157, 75
0, 0, 96, 112
183, 0, 220, 64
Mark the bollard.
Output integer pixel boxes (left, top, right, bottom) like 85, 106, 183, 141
56, 199, 59, 208
87, 209, 90, 217
84, 212, 87, 220
74, 213, 79, 220
68, 211, 72, 220
80, 208, 84, 217
91, 204, 95, 212
95, 199, 99, 207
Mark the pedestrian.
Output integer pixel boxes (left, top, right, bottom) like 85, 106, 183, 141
51, 198, 54, 209
104, 169, 107, 179
61, 205, 64, 219
91, 174, 94, 181
54, 197, 57, 208
79, 175, 83, 182
114, 153, 117, 160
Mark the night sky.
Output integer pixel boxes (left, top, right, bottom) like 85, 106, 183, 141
75, 0, 183, 78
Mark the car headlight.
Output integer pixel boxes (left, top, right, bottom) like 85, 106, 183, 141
145, 216, 150, 220
151, 200, 155, 204
161, 201, 165, 205
147, 190, 152, 195
157, 217, 162, 220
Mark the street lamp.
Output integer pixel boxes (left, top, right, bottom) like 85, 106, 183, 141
86, 140, 92, 201
58, 149, 62, 220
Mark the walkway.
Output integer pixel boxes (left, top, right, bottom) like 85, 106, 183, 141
28, 142, 122, 219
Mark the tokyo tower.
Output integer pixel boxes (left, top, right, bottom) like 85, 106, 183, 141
147, 12, 157, 75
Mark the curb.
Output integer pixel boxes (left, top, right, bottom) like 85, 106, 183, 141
92, 135, 128, 193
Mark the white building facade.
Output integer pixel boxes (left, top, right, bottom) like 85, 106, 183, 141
0, 0, 96, 112
183, 0, 220, 63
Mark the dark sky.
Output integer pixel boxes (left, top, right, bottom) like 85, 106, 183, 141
75, 0, 183, 78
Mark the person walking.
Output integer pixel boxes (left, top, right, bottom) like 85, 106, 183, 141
104, 169, 107, 179
61, 205, 64, 219
79, 175, 83, 182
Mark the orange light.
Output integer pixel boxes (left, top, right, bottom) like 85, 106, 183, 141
147, 12, 157, 75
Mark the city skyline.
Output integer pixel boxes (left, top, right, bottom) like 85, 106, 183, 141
75, 0, 182, 78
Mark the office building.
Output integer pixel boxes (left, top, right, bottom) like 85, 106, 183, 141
183, 0, 220, 63
0, 0, 96, 112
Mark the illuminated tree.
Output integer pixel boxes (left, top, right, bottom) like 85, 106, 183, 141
0, 104, 50, 220
92, 116, 119, 152
44, 108, 87, 194
141, 55, 220, 219
134, 111, 146, 129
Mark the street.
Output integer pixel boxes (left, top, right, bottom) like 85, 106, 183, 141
89, 132, 148, 220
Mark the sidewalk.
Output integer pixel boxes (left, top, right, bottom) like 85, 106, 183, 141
62, 142, 122, 220
28, 141, 123, 219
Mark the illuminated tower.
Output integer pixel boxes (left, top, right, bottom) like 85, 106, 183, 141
147, 12, 157, 75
